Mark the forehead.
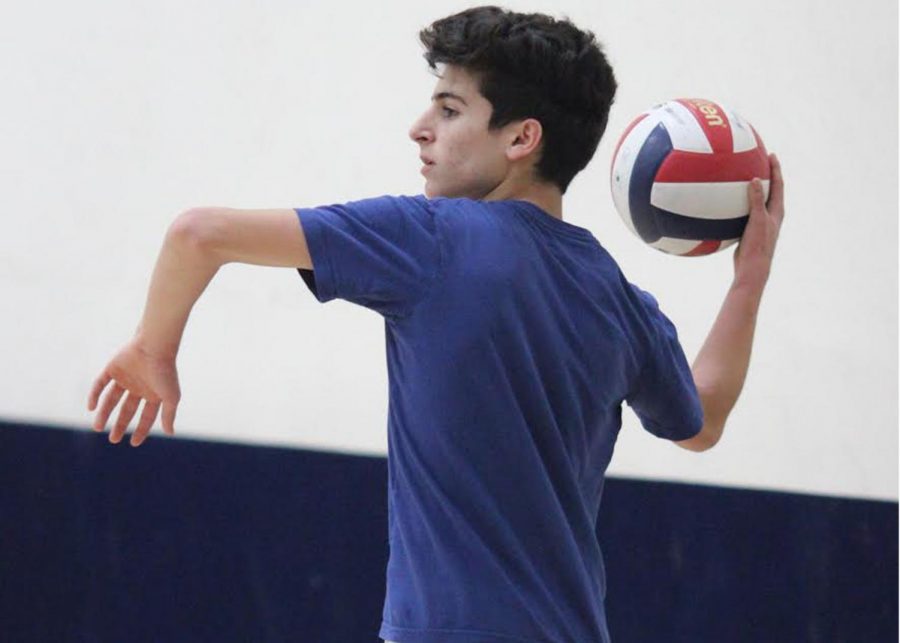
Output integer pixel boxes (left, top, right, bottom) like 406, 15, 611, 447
432, 64, 483, 103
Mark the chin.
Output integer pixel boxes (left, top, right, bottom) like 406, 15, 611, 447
425, 183, 469, 200
424, 182, 451, 199
423, 176, 488, 200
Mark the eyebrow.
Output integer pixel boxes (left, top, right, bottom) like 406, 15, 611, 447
432, 91, 468, 106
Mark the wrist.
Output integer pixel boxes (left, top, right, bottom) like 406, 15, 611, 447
134, 323, 180, 361
732, 260, 770, 294
727, 277, 766, 312
733, 251, 773, 292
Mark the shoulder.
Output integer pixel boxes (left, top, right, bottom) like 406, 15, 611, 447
425, 197, 521, 234
338, 194, 433, 215
426, 196, 505, 216
301, 195, 440, 233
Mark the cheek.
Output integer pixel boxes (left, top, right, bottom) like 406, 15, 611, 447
442, 136, 467, 168
446, 134, 496, 175
443, 123, 479, 161
429, 123, 505, 196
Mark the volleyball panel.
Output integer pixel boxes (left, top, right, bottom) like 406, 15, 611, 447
609, 97, 769, 256
649, 236, 741, 256
651, 180, 771, 219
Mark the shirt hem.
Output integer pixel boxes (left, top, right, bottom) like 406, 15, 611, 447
379, 622, 552, 643
294, 208, 338, 303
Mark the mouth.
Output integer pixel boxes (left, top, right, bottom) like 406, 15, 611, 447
419, 155, 435, 166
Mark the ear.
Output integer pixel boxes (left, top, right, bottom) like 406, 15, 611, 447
506, 118, 543, 162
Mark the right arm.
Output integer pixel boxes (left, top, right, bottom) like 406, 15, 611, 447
88, 207, 313, 446
133, 207, 314, 358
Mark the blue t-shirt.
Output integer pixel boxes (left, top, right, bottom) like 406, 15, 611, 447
295, 196, 703, 643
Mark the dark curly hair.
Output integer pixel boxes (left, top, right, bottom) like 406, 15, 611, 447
419, 6, 618, 194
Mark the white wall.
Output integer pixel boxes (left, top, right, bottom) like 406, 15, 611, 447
1, 0, 896, 501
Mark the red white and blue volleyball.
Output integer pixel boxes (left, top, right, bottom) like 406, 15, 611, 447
610, 98, 770, 256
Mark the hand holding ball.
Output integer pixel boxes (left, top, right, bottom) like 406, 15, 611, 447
610, 98, 770, 256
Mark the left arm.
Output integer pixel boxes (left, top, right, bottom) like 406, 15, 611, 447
676, 280, 765, 452
676, 154, 785, 452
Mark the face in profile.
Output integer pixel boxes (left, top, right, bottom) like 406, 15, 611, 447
408, 65, 512, 199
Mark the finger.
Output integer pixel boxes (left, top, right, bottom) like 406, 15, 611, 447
130, 400, 161, 447
767, 153, 784, 215
109, 390, 141, 444
748, 178, 766, 216
88, 371, 112, 412
94, 382, 126, 432
161, 399, 178, 435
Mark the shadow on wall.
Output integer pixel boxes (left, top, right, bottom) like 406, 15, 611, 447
0, 420, 896, 642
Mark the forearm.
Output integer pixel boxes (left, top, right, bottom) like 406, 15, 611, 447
689, 279, 766, 445
134, 212, 224, 359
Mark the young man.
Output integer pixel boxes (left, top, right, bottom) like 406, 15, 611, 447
88, 6, 785, 642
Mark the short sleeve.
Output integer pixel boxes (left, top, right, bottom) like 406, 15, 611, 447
294, 195, 442, 319
625, 286, 704, 441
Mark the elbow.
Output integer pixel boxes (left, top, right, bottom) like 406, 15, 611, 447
169, 209, 204, 243
683, 382, 731, 452
676, 420, 724, 453
170, 209, 221, 256
696, 425, 723, 452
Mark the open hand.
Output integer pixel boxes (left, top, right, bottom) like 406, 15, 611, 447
87, 337, 181, 446
734, 153, 785, 289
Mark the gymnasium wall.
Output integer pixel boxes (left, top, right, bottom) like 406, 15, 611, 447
1, 0, 896, 502
0, 0, 897, 640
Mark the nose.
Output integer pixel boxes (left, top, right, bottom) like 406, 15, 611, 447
408, 112, 434, 145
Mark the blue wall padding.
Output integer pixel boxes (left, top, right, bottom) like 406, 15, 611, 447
1, 421, 388, 642
599, 477, 897, 642
1, 420, 896, 642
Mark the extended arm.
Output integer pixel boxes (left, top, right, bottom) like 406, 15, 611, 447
135, 207, 312, 357
132, 213, 222, 361
88, 207, 311, 445
676, 154, 785, 452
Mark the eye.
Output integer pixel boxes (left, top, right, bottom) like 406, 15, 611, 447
441, 106, 458, 119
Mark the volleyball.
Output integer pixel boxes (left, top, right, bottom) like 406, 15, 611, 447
610, 98, 770, 256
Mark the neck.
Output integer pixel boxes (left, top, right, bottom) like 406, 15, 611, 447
483, 175, 563, 220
